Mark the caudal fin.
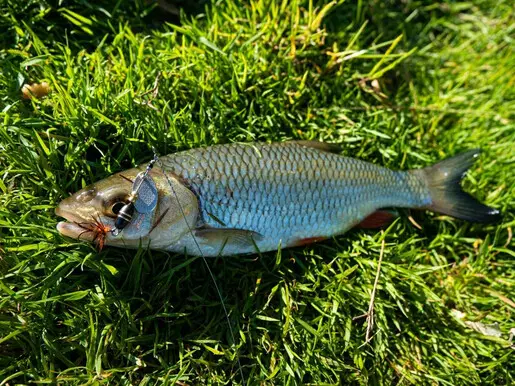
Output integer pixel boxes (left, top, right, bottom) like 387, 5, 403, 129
420, 149, 501, 223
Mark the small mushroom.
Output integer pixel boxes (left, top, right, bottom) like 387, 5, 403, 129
21, 81, 50, 100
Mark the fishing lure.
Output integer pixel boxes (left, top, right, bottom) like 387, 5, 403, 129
73, 217, 111, 251
111, 155, 159, 236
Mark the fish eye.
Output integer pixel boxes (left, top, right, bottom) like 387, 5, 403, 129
103, 191, 130, 217
110, 201, 126, 215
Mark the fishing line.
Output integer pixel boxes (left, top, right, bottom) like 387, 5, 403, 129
152, 148, 246, 386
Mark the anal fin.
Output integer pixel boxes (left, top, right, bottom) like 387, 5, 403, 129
357, 209, 398, 229
293, 236, 327, 247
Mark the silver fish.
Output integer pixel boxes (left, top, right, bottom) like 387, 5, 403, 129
56, 141, 501, 256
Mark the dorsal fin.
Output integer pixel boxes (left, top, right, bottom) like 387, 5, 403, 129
285, 140, 341, 153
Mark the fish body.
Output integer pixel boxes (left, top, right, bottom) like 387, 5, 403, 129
56, 141, 500, 256
162, 143, 429, 254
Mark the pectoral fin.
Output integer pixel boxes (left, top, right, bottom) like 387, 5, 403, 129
194, 228, 263, 254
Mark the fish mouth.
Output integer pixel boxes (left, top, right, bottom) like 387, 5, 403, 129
55, 206, 96, 241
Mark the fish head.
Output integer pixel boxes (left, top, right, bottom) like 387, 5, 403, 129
56, 167, 199, 250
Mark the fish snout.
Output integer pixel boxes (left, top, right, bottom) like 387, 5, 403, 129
55, 192, 104, 240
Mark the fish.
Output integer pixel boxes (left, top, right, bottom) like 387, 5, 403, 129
55, 141, 501, 256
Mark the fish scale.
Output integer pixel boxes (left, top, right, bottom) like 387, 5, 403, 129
161, 142, 430, 250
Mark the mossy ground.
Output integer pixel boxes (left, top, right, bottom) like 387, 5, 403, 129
0, 0, 513, 384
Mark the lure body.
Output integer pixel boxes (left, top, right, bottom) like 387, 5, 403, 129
56, 142, 500, 256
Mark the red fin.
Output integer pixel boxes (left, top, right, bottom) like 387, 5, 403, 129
294, 236, 327, 246
357, 210, 397, 229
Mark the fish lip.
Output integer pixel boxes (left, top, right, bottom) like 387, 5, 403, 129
55, 205, 95, 240
56, 221, 96, 241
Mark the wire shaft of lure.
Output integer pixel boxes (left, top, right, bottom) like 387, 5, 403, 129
151, 147, 246, 386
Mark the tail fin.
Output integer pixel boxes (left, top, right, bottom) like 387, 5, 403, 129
420, 149, 501, 223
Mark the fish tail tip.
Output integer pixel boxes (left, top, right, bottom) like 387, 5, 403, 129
422, 150, 501, 223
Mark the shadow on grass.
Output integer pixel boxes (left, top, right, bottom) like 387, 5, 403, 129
0, 0, 210, 52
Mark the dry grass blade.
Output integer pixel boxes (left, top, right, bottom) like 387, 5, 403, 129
364, 236, 386, 343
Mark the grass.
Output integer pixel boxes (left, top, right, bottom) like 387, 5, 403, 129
0, 0, 514, 384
